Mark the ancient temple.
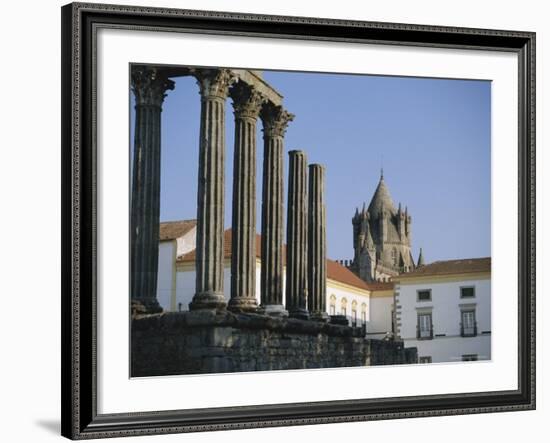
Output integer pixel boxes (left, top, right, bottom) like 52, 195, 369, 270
129, 65, 328, 319
350, 171, 417, 282
129, 66, 418, 376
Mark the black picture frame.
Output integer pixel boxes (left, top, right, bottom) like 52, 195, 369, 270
61, 2, 536, 439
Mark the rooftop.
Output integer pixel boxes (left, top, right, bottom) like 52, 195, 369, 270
397, 257, 491, 278
159, 219, 196, 241
174, 226, 370, 291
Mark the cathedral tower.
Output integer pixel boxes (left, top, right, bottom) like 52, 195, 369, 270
351, 172, 415, 282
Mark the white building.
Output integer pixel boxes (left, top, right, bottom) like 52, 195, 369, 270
393, 257, 491, 363
362, 281, 394, 339
156, 220, 391, 329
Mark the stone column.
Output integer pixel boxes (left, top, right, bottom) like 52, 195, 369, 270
259, 103, 294, 316
228, 83, 265, 312
308, 164, 329, 321
130, 66, 174, 313
189, 69, 236, 311
286, 150, 309, 319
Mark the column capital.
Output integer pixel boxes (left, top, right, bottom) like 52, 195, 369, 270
230, 82, 267, 120
288, 149, 307, 158
131, 66, 175, 107
261, 103, 294, 137
193, 68, 237, 100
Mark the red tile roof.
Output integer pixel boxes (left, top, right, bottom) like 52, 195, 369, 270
159, 219, 196, 241
177, 228, 370, 291
398, 257, 491, 278
364, 281, 395, 291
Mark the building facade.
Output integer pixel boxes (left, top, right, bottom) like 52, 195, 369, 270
350, 172, 416, 282
393, 258, 491, 363
156, 220, 379, 328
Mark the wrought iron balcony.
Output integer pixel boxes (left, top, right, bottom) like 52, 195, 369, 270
460, 321, 478, 337
416, 324, 433, 340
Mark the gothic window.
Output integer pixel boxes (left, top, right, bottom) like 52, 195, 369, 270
391, 248, 397, 266
329, 295, 336, 316
341, 298, 348, 317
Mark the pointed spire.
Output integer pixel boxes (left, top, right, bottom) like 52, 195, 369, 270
417, 248, 425, 267
362, 202, 366, 214
368, 171, 396, 218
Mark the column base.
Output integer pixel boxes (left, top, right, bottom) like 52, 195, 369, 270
131, 298, 163, 315
329, 314, 350, 326
189, 291, 227, 311
259, 304, 288, 317
310, 311, 330, 322
227, 297, 258, 313
288, 308, 310, 320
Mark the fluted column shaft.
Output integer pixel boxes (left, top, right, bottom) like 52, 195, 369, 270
308, 164, 328, 321
260, 104, 294, 316
286, 150, 309, 318
130, 67, 174, 313
228, 83, 265, 312
190, 69, 236, 311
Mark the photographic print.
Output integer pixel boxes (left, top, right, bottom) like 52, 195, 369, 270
129, 65, 491, 377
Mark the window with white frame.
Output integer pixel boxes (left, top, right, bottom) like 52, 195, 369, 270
417, 312, 433, 339
461, 309, 477, 336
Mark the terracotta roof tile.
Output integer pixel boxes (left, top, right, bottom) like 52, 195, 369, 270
364, 281, 395, 291
326, 259, 369, 290
177, 228, 369, 291
159, 220, 196, 241
177, 229, 259, 262
398, 257, 491, 278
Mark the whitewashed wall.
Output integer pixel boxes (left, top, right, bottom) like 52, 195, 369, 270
397, 277, 491, 363
167, 259, 370, 321
156, 241, 176, 311
326, 283, 370, 325
173, 262, 262, 311
174, 266, 196, 311
410, 335, 491, 363
366, 294, 394, 338
176, 226, 197, 256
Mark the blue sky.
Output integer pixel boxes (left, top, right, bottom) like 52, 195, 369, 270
130, 70, 491, 263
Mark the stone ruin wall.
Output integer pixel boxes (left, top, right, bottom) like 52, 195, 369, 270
132, 310, 417, 377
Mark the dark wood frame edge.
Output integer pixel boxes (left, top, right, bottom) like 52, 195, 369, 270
61, 2, 536, 439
